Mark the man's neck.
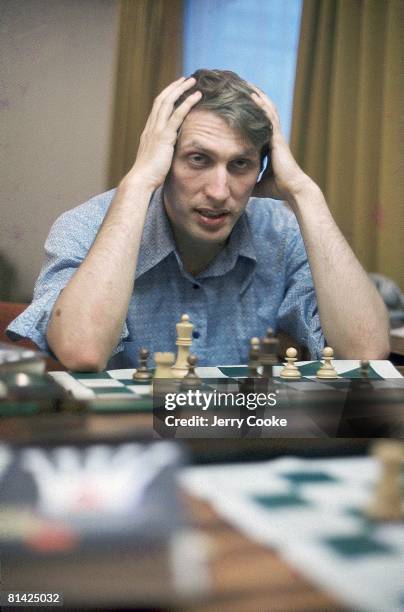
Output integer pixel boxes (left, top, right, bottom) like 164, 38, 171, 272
174, 234, 224, 277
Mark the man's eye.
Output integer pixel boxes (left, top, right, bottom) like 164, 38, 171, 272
189, 154, 206, 166
232, 159, 249, 170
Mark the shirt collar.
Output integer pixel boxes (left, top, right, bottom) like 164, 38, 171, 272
135, 187, 257, 279
197, 211, 257, 278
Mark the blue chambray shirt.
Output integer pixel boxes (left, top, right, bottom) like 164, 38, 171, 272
7, 187, 325, 367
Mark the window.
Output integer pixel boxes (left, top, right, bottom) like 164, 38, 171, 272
183, 0, 302, 141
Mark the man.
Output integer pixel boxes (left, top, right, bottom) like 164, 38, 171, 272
8, 70, 389, 370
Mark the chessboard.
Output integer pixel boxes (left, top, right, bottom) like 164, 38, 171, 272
47, 360, 403, 412
181, 454, 404, 612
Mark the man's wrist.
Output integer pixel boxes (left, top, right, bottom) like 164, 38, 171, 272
118, 171, 156, 199
286, 179, 324, 210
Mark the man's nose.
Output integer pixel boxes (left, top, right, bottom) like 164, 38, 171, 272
204, 166, 231, 202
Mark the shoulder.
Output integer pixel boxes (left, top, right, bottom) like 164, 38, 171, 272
54, 188, 117, 229
47, 188, 117, 247
245, 197, 299, 237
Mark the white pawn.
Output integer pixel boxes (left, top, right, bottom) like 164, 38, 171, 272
154, 352, 175, 379
366, 440, 404, 521
153, 351, 176, 393
280, 347, 301, 379
172, 314, 193, 378
316, 346, 338, 379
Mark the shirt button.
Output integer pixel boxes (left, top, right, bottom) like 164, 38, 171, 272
193, 284, 199, 289
193, 331, 200, 339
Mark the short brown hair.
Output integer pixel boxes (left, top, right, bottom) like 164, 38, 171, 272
175, 69, 271, 162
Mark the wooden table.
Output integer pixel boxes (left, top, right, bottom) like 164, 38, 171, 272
182, 496, 343, 612
2, 370, 402, 610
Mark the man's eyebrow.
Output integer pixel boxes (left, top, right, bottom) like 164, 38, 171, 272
182, 140, 259, 158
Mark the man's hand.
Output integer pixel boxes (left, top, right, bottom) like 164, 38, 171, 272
127, 77, 202, 191
250, 86, 313, 202
250, 87, 389, 360
48, 77, 201, 371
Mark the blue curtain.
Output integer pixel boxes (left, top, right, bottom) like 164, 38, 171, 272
183, 0, 302, 141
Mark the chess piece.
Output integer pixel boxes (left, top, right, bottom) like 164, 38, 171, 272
154, 352, 175, 379
366, 440, 404, 521
280, 347, 301, 379
0, 380, 7, 399
360, 359, 370, 378
316, 347, 338, 379
248, 337, 261, 377
172, 314, 194, 377
153, 352, 176, 394
260, 328, 279, 378
133, 347, 153, 381
181, 354, 202, 390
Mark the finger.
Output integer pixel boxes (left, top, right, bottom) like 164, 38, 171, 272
248, 84, 276, 112
153, 76, 186, 107
251, 92, 278, 130
145, 76, 188, 129
151, 76, 195, 121
167, 90, 202, 130
156, 76, 198, 124
247, 81, 266, 96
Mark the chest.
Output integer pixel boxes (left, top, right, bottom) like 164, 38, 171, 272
122, 264, 284, 367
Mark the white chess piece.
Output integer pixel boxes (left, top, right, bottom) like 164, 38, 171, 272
280, 347, 301, 379
172, 314, 193, 377
154, 352, 175, 379
316, 346, 338, 379
366, 440, 404, 521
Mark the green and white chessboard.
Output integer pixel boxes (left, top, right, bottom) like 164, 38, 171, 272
181, 455, 404, 612
49, 360, 402, 411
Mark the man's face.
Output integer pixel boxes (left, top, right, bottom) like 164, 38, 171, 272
164, 110, 261, 252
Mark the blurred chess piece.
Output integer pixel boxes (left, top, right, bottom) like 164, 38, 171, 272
280, 347, 301, 379
366, 440, 404, 521
316, 347, 338, 379
172, 314, 193, 378
360, 359, 370, 377
260, 328, 279, 378
0, 379, 7, 398
248, 337, 261, 377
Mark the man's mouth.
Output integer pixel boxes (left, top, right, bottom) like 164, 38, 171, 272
195, 208, 230, 219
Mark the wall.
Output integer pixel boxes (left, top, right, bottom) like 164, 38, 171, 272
0, 0, 119, 301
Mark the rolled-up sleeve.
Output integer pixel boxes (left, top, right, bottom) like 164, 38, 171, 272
7, 203, 129, 355
277, 227, 325, 359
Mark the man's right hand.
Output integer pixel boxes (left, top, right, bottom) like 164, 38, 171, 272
47, 77, 201, 371
127, 76, 202, 191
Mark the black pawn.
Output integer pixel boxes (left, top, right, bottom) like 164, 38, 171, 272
360, 359, 370, 378
181, 354, 201, 390
248, 337, 262, 377
133, 347, 153, 381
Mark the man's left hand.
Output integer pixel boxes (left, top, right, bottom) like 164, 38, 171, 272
250, 86, 313, 202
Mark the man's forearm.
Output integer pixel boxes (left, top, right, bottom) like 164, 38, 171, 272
47, 177, 154, 371
289, 182, 390, 359
47, 77, 202, 371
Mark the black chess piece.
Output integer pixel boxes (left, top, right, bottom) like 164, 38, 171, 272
260, 328, 279, 378
133, 347, 153, 381
360, 359, 370, 378
181, 354, 202, 390
248, 337, 262, 378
